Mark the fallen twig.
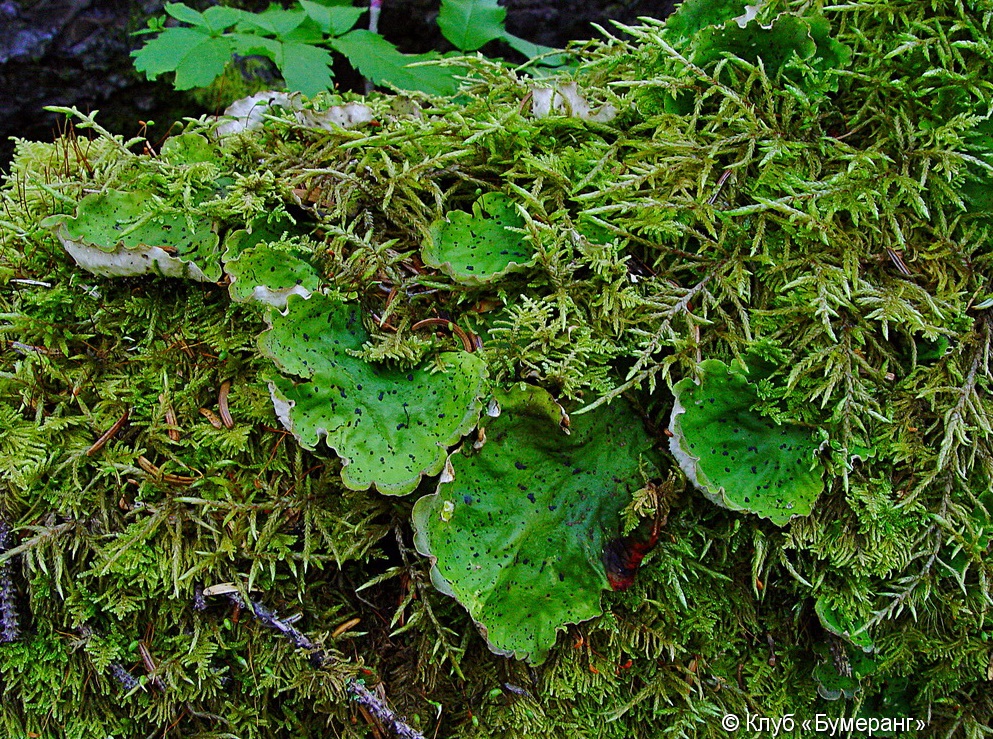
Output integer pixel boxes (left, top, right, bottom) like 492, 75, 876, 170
218, 380, 234, 429
0, 520, 19, 642
86, 409, 129, 456
219, 592, 426, 739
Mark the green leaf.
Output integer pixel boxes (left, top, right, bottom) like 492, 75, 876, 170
279, 41, 335, 96
279, 18, 326, 45
237, 7, 308, 38
692, 13, 818, 75
132, 27, 232, 88
501, 33, 567, 65
438, 0, 507, 51
221, 215, 310, 262
159, 132, 220, 166
299, 0, 364, 36
201, 5, 247, 33
229, 32, 283, 61
164, 2, 208, 28
330, 30, 462, 96
259, 292, 489, 495
422, 192, 532, 285
412, 385, 661, 663
812, 642, 878, 701
175, 37, 237, 90
669, 359, 827, 526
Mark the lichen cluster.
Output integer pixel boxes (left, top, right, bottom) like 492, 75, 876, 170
2, 0, 993, 735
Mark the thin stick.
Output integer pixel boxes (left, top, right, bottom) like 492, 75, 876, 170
160, 394, 180, 442
218, 592, 426, 739
137, 641, 166, 690
218, 381, 234, 429
199, 408, 223, 429
411, 318, 478, 352
136, 456, 198, 486
364, 0, 383, 95
0, 520, 19, 643
86, 410, 130, 456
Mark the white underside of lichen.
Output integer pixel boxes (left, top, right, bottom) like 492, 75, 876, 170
734, 4, 761, 27
531, 82, 617, 123
668, 391, 741, 512
253, 284, 313, 309
267, 380, 297, 435
228, 281, 313, 310
214, 92, 374, 136
266, 378, 336, 458
59, 232, 213, 282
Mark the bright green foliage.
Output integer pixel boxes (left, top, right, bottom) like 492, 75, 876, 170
133, 0, 562, 98
422, 192, 532, 285
661, 0, 850, 78
669, 359, 826, 525
133, 1, 358, 96
437, 0, 562, 62
641, 0, 849, 113
159, 131, 221, 165
661, 0, 748, 39
328, 30, 461, 97
5, 0, 993, 734
260, 292, 489, 494
691, 13, 848, 80
412, 384, 660, 664
42, 189, 221, 281
437, 0, 508, 52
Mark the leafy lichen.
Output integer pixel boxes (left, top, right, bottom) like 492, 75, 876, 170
412, 384, 660, 664
2, 0, 993, 734
260, 292, 489, 495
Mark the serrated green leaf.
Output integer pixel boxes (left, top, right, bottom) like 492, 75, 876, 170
502, 33, 567, 65
412, 384, 660, 664
202, 6, 247, 33
132, 27, 231, 87
164, 2, 208, 28
259, 293, 489, 495
422, 192, 532, 285
279, 18, 326, 45
237, 6, 308, 37
173, 35, 237, 90
299, 0, 364, 35
331, 29, 462, 96
438, 0, 506, 51
229, 32, 283, 61
669, 359, 826, 526
279, 41, 335, 96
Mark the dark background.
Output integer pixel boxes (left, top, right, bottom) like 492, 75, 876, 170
0, 0, 678, 169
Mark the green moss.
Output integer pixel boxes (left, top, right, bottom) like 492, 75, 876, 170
2, 0, 993, 735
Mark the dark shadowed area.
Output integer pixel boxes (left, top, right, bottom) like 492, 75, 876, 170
0, 0, 678, 169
